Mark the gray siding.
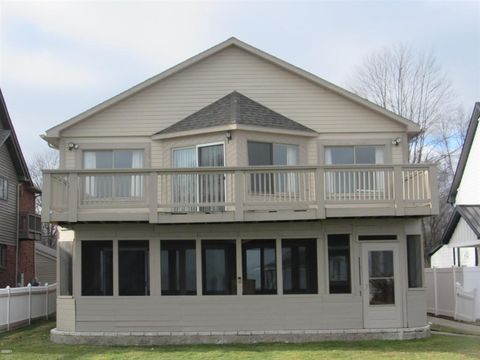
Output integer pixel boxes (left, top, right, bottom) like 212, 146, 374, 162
35, 250, 56, 285
0, 144, 18, 246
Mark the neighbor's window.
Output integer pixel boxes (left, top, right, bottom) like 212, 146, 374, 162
0, 177, 7, 200
0, 244, 7, 269
59, 241, 73, 296
407, 235, 423, 288
202, 240, 236, 295
242, 240, 277, 295
325, 146, 384, 165
161, 240, 196, 295
81, 241, 113, 296
328, 234, 351, 294
119, 240, 150, 296
282, 239, 317, 294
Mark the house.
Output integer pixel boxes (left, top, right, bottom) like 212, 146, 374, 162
35, 242, 57, 285
430, 103, 480, 267
0, 89, 45, 287
42, 38, 438, 345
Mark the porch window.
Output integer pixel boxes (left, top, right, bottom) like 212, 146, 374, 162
325, 146, 384, 165
161, 240, 196, 295
202, 240, 236, 295
328, 234, 351, 294
407, 235, 423, 288
282, 239, 317, 294
81, 241, 113, 296
242, 240, 277, 295
119, 240, 150, 296
83, 149, 144, 201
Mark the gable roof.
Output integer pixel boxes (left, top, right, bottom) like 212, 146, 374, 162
0, 89, 35, 189
448, 102, 480, 203
430, 205, 480, 256
155, 91, 316, 137
43, 37, 421, 143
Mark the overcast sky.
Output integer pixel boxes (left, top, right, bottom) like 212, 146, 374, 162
1, 0, 479, 161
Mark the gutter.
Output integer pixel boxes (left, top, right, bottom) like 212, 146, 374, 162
15, 183, 20, 286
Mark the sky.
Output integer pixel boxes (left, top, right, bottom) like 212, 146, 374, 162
0, 0, 479, 162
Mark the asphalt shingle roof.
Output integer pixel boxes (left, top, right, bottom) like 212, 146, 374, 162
155, 91, 316, 135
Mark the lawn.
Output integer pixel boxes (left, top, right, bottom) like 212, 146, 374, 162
0, 321, 479, 359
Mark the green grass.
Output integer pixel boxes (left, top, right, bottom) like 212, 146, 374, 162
0, 321, 479, 359
431, 323, 480, 336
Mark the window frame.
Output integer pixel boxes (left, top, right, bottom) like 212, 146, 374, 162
282, 239, 318, 295
325, 145, 385, 165
326, 234, 352, 295
242, 239, 277, 295
78, 143, 150, 169
247, 141, 300, 166
0, 176, 8, 201
160, 240, 197, 296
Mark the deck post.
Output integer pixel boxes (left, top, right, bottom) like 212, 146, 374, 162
315, 168, 325, 218
67, 173, 78, 222
429, 165, 439, 214
393, 166, 405, 215
149, 172, 158, 223
234, 171, 244, 221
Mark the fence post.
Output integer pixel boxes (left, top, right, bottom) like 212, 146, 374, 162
28, 283, 31, 325
433, 267, 438, 316
452, 266, 457, 319
6, 286, 10, 331
45, 283, 49, 320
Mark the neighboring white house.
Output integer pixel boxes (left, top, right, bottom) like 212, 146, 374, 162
430, 103, 480, 267
42, 38, 438, 345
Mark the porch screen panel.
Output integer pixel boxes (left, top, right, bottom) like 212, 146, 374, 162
161, 240, 196, 295
282, 239, 317, 294
172, 147, 197, 212
242, 240, 277, 294
202, 240, 236, 295
81, 241, 113, 296
407, 235, 423, 288
118, 240, 150, 296
327, 234, 351, 294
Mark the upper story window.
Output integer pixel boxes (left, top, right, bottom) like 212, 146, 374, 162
0, 177, 7, 200
83, 150, 144, 169
248, 142, 299, 166
325, 146, 384, 165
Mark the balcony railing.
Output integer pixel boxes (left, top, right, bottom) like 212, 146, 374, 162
19, 213, 42, 240
42, 164, 438, 224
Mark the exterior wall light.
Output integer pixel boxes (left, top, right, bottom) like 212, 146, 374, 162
67, 142, 79, 151
392, 137, 401, 146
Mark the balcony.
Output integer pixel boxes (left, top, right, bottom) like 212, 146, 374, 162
19, 213, 42, 240
42, 165, 438, 224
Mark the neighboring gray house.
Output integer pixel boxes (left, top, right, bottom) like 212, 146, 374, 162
42, 38, 438, 345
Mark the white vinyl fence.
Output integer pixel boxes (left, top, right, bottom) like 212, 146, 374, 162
426, 267, 480, 322
0, 283, 56, 332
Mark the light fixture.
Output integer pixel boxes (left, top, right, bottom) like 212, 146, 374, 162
391, 137, 401, 146
226, 131, 232, 142
67, 142, 79, 151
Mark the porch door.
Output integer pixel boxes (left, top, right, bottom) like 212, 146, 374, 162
361, 242, 402, 328
197, 143, 225, 212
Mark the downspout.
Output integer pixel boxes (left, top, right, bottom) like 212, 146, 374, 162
15, 183, 20, 287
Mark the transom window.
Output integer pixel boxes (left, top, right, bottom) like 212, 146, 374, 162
325, 146, 384, 165
0, 177, 7, 200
